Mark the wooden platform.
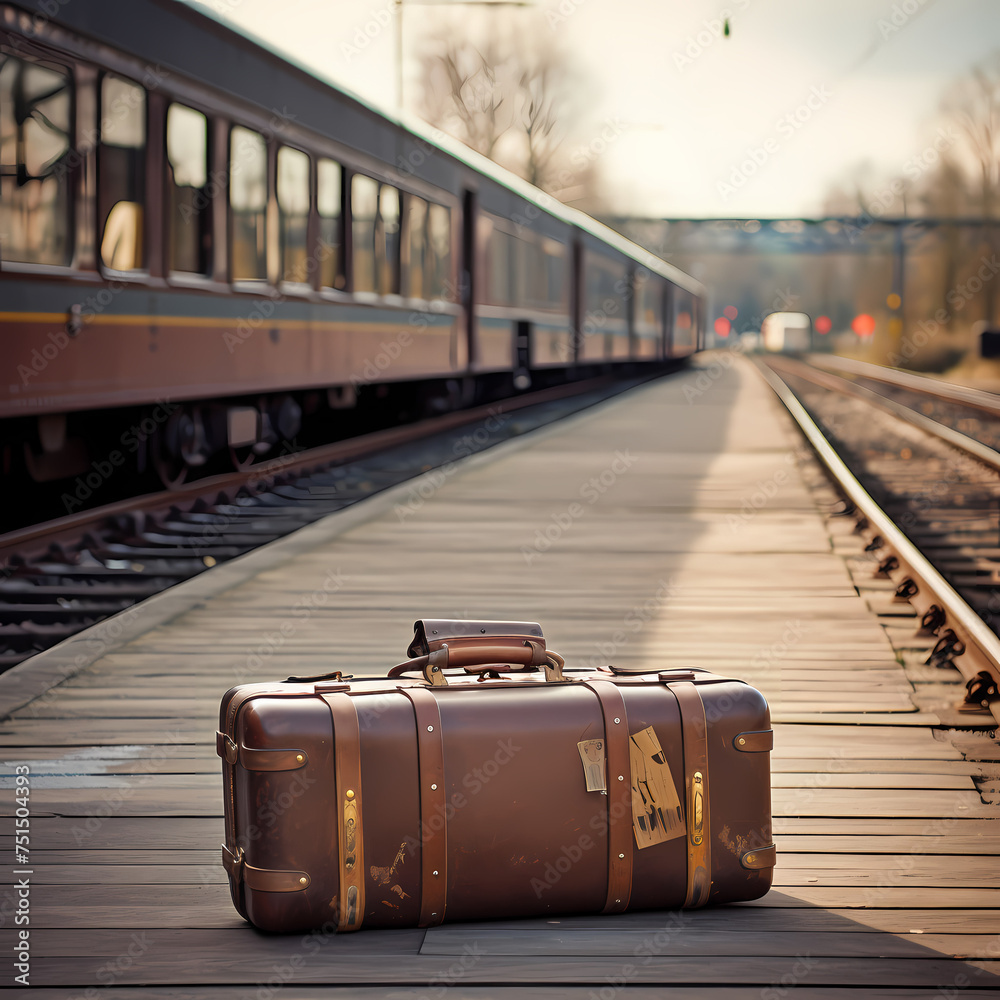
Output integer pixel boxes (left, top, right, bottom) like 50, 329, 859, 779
3, 356, 999, 998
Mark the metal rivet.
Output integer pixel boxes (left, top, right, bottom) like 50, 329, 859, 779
614, 718, 621, 724
430, 783, 438, 790
299, 877, 308, 885
432, 870, 439, 876
345, 789, 355, 800
432, 630, 438, 634
618, 853, 625, 859
738, 738, 746, 746
427, 725, 434, 732
296, 754, 304, 762
480, 628, 486, 633
615, 899, 621, 904
618, 775, 624, 781
431, 912, 437, 917
746, 855, 755, 864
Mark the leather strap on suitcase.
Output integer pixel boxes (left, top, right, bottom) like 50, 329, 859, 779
322, 693, 366, 931
670, 680, 712, 908
400, 686, 448, 927
584, 680, 633, 914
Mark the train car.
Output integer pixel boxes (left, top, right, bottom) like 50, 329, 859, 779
761, 311, 811, 353
0, 0, 705, 489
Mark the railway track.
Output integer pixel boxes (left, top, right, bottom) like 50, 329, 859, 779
759, 354, 1000, 725
0, 374, 651, 672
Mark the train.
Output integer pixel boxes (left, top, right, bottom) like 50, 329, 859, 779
0, 0, 705, 491
761, 312, 811, 353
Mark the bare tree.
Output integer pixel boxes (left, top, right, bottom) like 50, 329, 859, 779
416, 28, 513, 160
945, 59, 1000, 220
413, 11, 605, 206
943, 55, 1000, 324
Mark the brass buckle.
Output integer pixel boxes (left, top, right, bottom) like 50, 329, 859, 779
423, 646, 449, 687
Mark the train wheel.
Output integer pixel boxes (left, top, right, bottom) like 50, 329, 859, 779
152, 437, 188, 489
151, 409, 207, 489
229, 445, 256, 472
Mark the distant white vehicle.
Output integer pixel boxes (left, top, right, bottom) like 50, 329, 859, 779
762, 312, 812, 352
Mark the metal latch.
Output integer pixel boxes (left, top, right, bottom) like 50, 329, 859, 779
216, 731, 238, 763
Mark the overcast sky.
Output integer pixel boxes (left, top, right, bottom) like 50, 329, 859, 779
188, 0, 999, 217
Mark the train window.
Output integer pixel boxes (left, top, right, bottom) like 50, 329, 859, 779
99, 75, 146, 272
488, 228, 510, 305
351, 173, 378, 293
277, 146, 309, 283
522, 239, 544, 308
378, 184, 400, 295
635, 273, 662, 330
406, 195, 427, 299
166, 103, 209, 275
317, 157, 343, 289
674, 291, 695, 349
586, 254, 626, 319
0, 55, 73, 266
426, 202, 451, 301
543, 239, 566, 310
230, 125, 267, 281
521, 237, 566, 310
487, 224, 519, 306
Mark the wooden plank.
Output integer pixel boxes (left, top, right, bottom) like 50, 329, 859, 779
22, 926, 1000, 961
26, 954, 1000, 987
26, 927, 426, 958
742, 886, 1000, 907
774, 834, 999, 855
772, 726, 961, 757
771, 759, 1000, 776
771, 788, 997, 818
0, 719, 208, 744
19, 990, 1000, 1000
417, 928, 1000, 959
770, 772, 977, 790
0, 817, 221, 849
0, 745, 215, 762
775, 854, 1000, 876
412, 909, 1000, 934
17, 901, 998, 936
6, 885, 1000, 925
773, 817, 1000, 836
0, 788, 222, 816
1, 773, 219, 789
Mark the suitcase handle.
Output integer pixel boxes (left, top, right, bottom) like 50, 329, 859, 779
603, 665, 704, 676
389, 641, 566, 685
408, 619, 544, 658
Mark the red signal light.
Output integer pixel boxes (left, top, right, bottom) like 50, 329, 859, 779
815, 315, 832, 334
714, 317, 731, 337
723, 305, 738, 321
852, 314, 876, 337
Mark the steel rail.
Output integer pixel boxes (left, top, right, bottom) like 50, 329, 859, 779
767, 355, 1000, 473
757, 359, 1000, 726
808, 354, 1000, 418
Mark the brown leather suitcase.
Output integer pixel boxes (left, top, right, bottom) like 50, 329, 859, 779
218, 619, 774, 933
